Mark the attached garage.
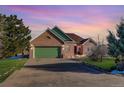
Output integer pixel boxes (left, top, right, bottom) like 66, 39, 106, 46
30, 26, 75, 59
35, 46, 61, 58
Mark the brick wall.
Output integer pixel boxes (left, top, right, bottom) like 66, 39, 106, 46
62, 43, 75, 59
30, 30, 76, 59
31, 30, 63, 46
82, 40, 96, 56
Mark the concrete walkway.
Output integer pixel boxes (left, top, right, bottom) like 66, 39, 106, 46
1, 59, 124, 87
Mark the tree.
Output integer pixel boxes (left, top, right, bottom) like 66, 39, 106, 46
107, 18, 124, 59
107, 18, 124, 70
89, 36, 106, 62
0, 14, 31, 58
0, 14, 5, 32
117, 18, 124, 57
107, 31, 120, 58
0, 14, 6, 58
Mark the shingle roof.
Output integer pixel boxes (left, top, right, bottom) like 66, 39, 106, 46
31, 26, 96, 45
80, 38, 97, 45
66, 33, 84, 43
50, 26, 73, 41
80, 38, 89, 44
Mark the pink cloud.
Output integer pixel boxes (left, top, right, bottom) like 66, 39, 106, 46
53, 20, 114, 41
7, 5, 121, 42
7, 6, 73, 17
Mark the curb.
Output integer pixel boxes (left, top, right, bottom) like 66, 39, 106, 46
0, 67, 16, 82
82, 62, 111, 74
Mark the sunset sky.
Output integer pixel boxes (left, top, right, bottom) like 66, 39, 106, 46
0, 5, 124, 43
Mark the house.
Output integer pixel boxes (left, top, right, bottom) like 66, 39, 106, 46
30, 26, 76, 59
79, 38, 97, 56
30, 26, 97, 59
66, 33, 97, 56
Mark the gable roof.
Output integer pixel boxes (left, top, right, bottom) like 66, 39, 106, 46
66, 33, 84, 43
80, 38, 89, 44
80, 38, 97, 45
30, 28, 64, 45
31, 26, 74, 44
50, 26, 73, 41
31, 26, 96, 45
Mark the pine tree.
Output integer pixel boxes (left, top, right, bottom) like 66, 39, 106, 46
107, 31, 120, 58
0, 14, 31, 58
106, 18, 124, 70
117, 18, 124, 57
107, 18, 124, 60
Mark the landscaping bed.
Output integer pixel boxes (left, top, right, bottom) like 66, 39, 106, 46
82, 57, 116, 72
0, 59, 28, 83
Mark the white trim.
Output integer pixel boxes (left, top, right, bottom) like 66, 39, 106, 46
31, 45, 35, 59
33, 47, 35, 59
82, 39, 90, 45
81, 38, 97, 45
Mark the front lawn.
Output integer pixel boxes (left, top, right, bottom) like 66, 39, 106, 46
0, 59, 28, 83
83, 57, 116, 71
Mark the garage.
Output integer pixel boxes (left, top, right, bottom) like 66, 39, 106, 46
35, 46, 61, 58
30, 26, 75, 59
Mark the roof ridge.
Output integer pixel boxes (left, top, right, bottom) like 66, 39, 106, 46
51, 26, 74, 42
30, 28, 50, 43
48, 29, 65, 43
66, 33, 84, 39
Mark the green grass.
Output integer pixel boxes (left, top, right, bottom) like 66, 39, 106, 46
83, 57, 116, 71
0, 59, 28, 83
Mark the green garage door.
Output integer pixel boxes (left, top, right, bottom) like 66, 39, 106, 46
35, 47, 60, 58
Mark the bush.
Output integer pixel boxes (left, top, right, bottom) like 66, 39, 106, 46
116, 60, 124, 71
88, 53, 99, 61
88, 44, 106, 62
110, 66, 116, 71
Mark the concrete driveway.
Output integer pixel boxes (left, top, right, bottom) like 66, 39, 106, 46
1, 58, 124, 87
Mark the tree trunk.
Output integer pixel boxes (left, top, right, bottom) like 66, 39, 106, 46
15, 54, 17, 56
115, 58, 118, 64
100, 55, 102, 62
22, 50, 24, 56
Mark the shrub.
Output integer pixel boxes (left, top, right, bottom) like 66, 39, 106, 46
89, 44, 106, 62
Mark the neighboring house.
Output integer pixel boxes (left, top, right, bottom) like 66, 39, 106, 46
30, 26, 97, 59
30, 26, 76, 59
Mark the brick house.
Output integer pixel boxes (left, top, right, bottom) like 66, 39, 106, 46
30, 26, 97, 59
79, 38, 97, 56
66, 33, 97, 56
30, 26, 76, 59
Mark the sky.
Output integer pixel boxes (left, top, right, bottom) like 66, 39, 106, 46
0, 5, 124, 43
